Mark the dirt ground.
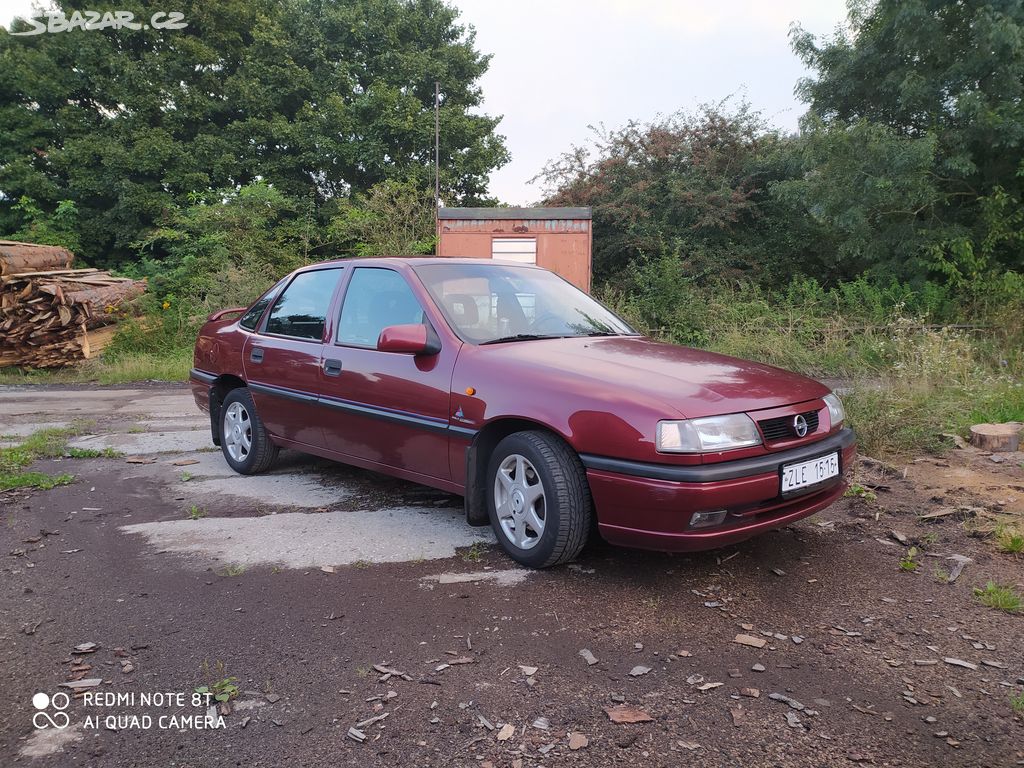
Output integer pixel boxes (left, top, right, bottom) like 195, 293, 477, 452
1, 383, 1022, 767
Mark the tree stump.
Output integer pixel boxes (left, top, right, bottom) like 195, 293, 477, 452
968, 423, 1022, 452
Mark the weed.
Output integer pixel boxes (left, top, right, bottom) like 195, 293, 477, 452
899, 547, 920, 572
461, 541, 487, 563
66, 447, 123, 459
844, 483, 877, 502
353, 560, 370, 569
995, 523, 1024, 555
920, 532, 939, 547
187, 505, 206, 520
933, 568, 950, 583
218, 563, 246, 577
0, 426, 85, 491
973, 581, 1023, 614
1011, 692, 1024, 716
180, 471, 194, 482
127, 425, 147, 434
355, 666, 371, 678
0, 472, 74, 491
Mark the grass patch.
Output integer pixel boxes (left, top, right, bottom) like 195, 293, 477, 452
66, 447, 123, 459
461, 541, 487, 563
217, 563, 246, 577
995, 523, 1024, 555
0, 471, 74, 491
187, 505, 206, 520
844, 483, 877, 501
973, 581, 1023, 614
0, 348, 191, 386
1012, 692, 1024, 716
0, 425, 88, 492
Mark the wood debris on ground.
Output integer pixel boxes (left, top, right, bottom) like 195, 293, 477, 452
0, 240, 145, 369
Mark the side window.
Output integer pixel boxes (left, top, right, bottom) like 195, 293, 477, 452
337, 268, 425, 347
264, 268, 342, 340
239, 278, 288, 331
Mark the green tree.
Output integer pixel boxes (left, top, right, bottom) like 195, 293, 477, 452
791, 0, 1024, 277
537, 104, 821, 284
0, 0, 507, 265
329, 179, 436, 256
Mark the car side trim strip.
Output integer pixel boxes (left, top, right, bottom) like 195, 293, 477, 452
189, 368, 217, 385
248, 381, 318, 404
580, 428, 856, 483
246, 379, 479, 438
317, 394, 450, 435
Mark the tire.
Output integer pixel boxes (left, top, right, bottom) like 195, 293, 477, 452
486, 430, 592, 568
219, 388, 278, 475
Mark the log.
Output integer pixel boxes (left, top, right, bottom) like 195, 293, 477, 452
82, 324, 118, 358
969, 423, 1022, 452
0, 240, 74, 275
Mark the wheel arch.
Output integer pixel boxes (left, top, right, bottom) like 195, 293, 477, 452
208, 374, 247, 446
464, 416, 580, 526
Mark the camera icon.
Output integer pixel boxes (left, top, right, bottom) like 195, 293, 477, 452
32, 692, 71, 730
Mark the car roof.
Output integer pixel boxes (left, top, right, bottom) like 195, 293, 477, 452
295, 256, 543, 271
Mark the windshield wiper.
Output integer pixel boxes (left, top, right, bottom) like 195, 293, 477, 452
480, 334, 557, 345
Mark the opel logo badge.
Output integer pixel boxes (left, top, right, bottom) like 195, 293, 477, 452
793, 414, 808, 437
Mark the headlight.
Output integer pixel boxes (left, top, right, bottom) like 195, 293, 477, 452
657, 414, 762, 453
823, 392, 845, 427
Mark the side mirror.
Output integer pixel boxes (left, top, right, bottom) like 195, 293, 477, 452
377, 324, 440, 355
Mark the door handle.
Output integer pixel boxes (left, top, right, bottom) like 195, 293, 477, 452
323, 358, 343, 377
249, 347, 264, 363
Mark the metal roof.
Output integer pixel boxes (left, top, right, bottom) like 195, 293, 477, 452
438, 207, 591, 220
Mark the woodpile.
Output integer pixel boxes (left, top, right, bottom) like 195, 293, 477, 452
0, 241, 145, 369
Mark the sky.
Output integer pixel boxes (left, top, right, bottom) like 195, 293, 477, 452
0, 0, 850, 205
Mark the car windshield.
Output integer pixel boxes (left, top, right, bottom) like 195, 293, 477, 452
414, 262, 636, 344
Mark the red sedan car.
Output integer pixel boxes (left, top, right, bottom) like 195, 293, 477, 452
190, 258, 855, 568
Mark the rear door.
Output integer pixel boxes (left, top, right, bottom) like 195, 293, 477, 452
243, 267, 344, 448
317, 266, 457, 481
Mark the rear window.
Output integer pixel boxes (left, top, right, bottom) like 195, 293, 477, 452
264, 268, 342, 340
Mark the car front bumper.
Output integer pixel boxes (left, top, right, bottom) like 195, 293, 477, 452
583, 428, 856, 553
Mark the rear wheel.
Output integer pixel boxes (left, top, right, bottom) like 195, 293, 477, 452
486, 430, 592, 568
220, 388, 278, 475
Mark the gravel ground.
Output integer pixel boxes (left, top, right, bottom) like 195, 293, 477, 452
1, 384, 1022, 767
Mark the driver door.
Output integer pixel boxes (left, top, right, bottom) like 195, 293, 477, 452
317, 267, 458, 482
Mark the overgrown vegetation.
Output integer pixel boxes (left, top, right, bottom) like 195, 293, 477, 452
0, 426, 87, 491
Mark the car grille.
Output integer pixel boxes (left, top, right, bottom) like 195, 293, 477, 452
758, 410, 819, 442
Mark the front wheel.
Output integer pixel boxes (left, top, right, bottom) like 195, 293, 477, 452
486, 430, 592, 568
220, 388, 278, 475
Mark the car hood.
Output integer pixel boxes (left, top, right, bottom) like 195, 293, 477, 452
480, 336, 830, 419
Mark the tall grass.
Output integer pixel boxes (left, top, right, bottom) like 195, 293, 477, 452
602, 258, 1024, 457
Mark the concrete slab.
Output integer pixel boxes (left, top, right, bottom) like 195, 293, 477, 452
420, 568, 530, 587
120, 507, 494, 568
69, 430, 212, 455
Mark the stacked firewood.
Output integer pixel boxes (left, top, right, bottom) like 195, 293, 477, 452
0, 240, 146, 369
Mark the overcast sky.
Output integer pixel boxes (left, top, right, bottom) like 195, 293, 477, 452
1, 0, 850, 204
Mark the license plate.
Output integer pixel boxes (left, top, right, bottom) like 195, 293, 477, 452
781, 452, 839, 494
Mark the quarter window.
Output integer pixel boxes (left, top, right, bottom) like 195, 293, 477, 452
239, 277, 288, 331
337, 268, 426, 347
264, 268, 342, 340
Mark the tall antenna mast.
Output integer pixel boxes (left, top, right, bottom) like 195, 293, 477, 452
434, 81, 440, 210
